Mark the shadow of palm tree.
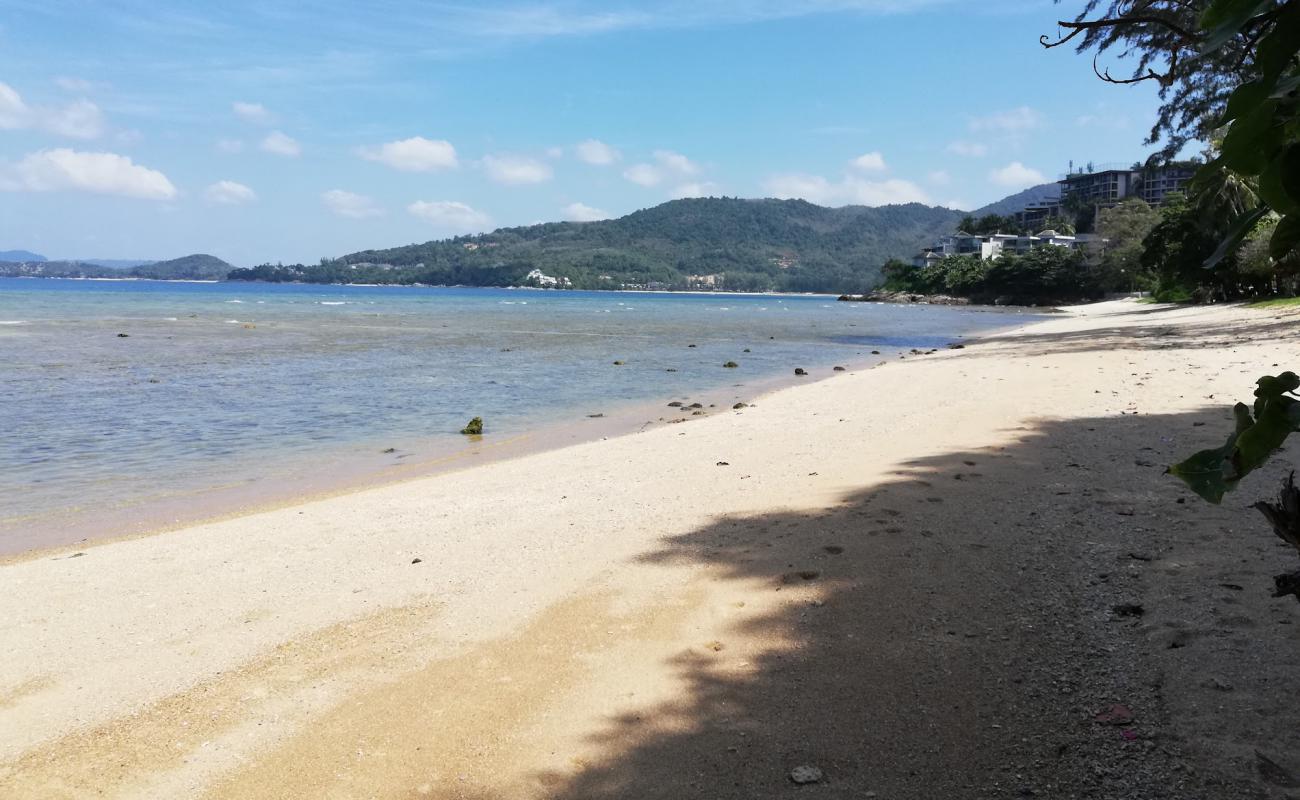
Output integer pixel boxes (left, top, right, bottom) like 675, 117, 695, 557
522, 409, 1298, 799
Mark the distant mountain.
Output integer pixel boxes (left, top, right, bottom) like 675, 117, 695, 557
0, 250, 46, 262
971, 182, 1062, 218
133, 254, 233, 280
79, 259, 157, 269
0, 253, 232, 280
235, 197, 968, 293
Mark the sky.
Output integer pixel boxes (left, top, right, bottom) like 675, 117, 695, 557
0, 0, 1172, 265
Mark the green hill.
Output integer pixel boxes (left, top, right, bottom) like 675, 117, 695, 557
0, 253, 232, 280
971, 183, 1061, 218
133, 254, 233, 280
235, 198, 966, 293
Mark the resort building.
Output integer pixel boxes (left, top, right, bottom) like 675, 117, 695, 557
1059, 162, 1196, 209
1011, 161, 1197, 229
523, 268, 571, 288
913, 229, 1083, 267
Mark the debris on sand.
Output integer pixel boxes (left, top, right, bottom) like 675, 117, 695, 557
790, 766, 824, 785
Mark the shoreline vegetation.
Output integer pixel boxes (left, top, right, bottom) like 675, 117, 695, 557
2, 299, 1298, 798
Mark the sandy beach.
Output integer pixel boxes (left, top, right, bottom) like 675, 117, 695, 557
2, 299, 1298, 798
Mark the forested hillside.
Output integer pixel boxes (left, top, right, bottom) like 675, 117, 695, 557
232, 198, 965, 292
0, 254, 231, 280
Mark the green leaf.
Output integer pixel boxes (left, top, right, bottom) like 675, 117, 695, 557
1169, 377, 1300, 504
1255, 7, 1300, 81
1258, 153, 1299, 215
1271, 213, 1300, 261
1271, 71, 1300, 99
1219, 100, 1280, 174
1168, 403, 1254, 504
1168, 440, 1238, 503
1236, 373, 1300, 474
1204, 205, 1269, 268
1201, 0, 1275, 53
1282, 145, 1300, 208
1222, 80, 1269, 125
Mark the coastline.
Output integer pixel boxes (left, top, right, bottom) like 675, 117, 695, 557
1, 316, 991, 560
3, 299, 1298, 798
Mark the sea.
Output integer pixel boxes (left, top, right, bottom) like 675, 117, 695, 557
0, 278, 1038, 552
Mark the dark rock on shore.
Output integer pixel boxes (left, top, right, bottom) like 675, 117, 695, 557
838, 291, 970, 306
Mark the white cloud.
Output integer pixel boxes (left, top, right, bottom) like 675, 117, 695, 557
411, 2, 971, 44
623, 163, 662, 187
545, 146, 565, 159
849, 151, 886, 172
482, 154, 553, 184
259, 131, 301, 157
0, 83, 28, 129
205, 180, 256, 205
1076, 113, 1131, 131
671, 181, 721, 199
942, 199, 970, 210
574, 138, 620, 165
232, 101, 271, 124
408, 200, 491, 232
358, 136, 458, 172
322, 189, 384, 219
969, 106, 1042, 133
53, 76, 96, 93
623, 149, 701, 186
654, 149, 698, 175
562, 202, 610, 221
0, 148, 176, 199
763, 173, 930, 207
0, 82, 103, 139
989, 161, 1047, 189
41, 100, 106, 139
216, 138, 244, 154
947, 141, 988, 158
928, 170, 951, 185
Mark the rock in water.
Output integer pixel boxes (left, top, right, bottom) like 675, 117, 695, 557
833, 366, 846, 372
723, 361, 739, 368
794, 368, 808, 376
790, 766, 823, 785
460, 417, 483, 435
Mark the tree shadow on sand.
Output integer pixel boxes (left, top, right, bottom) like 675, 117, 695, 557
965, 309, 1299, 359
522, 409, 1299, 799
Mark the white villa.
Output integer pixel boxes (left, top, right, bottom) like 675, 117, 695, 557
524, 268, 571, 288
913, 229, 1093, 268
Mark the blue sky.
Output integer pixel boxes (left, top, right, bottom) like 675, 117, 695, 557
0, 1, 1170, 265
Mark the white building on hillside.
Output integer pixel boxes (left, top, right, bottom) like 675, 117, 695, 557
913, 229, 1083, 268
524, 268, 571, 288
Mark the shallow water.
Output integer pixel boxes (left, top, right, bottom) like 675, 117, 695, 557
0, 278, 1035, 548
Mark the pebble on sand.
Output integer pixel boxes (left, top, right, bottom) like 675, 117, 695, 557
790, 765, 824, 785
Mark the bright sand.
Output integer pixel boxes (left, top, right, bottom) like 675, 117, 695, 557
2, 300, 1298, 798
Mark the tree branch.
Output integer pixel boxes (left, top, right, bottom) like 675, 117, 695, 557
1041, 15, 1203, 50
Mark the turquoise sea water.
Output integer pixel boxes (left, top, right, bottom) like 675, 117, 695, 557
0, 278, 1035, 549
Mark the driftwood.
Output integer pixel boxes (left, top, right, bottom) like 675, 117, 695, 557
1253, 472, 1300, 602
